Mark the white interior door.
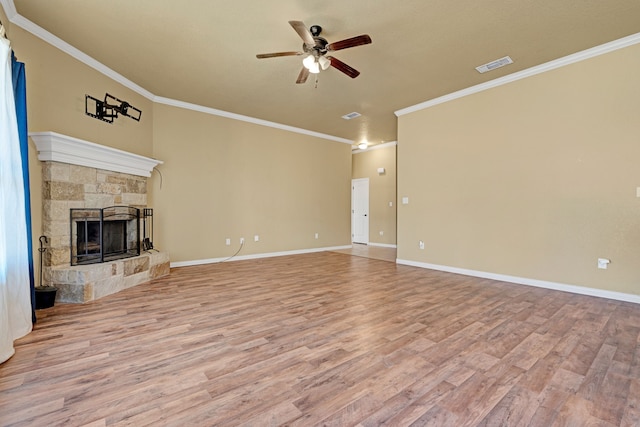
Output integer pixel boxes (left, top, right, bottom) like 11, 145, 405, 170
351, 178, 369, 244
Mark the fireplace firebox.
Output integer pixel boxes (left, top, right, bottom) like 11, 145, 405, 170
70, 206, 140, 265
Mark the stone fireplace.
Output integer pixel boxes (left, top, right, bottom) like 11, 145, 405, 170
32, 132, 170, 303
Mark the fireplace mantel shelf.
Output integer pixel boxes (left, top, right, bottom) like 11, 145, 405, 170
31, 131, 163, 177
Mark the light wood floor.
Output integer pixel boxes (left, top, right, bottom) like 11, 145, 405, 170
332, 244, 397, 263
1, 251, 639, 426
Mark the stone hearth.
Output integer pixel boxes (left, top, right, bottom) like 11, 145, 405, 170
32, 132, 169, 303
49, 251, 169, 303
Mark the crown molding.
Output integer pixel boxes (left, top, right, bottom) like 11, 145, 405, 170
30, 132, 163, 177
395, 31, 640, 116
154, 97, 353, 145
8, 13, 155, 100
0, 0, 16, 19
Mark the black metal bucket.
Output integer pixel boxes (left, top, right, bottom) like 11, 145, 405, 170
35, 286, 57, 309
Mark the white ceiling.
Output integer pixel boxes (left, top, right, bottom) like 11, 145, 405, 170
6, 0, 640, 149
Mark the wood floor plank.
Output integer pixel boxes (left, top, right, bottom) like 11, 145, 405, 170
621, 379, 640, 427
477, 384, 540, 426
0, 397, 65, 426
357, 357, 470, 426
1, 251, 639, 426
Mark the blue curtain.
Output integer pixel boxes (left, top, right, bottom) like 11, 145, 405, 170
11, 53, 35, 323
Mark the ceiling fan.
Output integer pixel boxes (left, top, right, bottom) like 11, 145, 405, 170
256, 21, 372, 84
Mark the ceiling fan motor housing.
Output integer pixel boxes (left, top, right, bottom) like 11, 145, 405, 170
310, 25, 322, 37
301, 25, 328, 56
304, 36, 328, 56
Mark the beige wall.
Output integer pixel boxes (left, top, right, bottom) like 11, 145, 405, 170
352, 145, 397, 246
0, 6, 7, 30
397, 43, 640, 295
151, 103, 352, 263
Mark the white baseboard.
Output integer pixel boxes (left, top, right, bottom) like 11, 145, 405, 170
368, 243, 397, 249
396, 258, 640, 305
170, 245, 352, 268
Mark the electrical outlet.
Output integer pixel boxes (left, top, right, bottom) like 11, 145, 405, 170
379, 231, 384, 236
315, 233, 319, 239
597, 258, 610, 269
225, 238, 231, 246
419, 240, 425, 250
240, 237, 245, 244
254, 235, 259, 242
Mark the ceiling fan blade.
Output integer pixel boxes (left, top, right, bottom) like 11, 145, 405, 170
296, 67, 309, 84
327, 34, 372, 51
256, 51, 303, 59
289, 20, 315, 46
328, 56, 360, 78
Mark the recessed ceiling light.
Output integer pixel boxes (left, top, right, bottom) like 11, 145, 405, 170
342, 112, 362, 120
475, 56, 513, 73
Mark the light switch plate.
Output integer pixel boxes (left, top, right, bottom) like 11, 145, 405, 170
402, 197, 409, 205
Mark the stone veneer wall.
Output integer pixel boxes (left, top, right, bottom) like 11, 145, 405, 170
41, 161, 169, 303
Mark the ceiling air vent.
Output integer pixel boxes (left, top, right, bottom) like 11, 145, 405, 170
475, 56, 513, 73
342, 112, 362, 120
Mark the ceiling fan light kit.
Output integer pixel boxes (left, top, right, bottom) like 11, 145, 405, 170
302, 54, 330, 74
256, 20, 372, 84
318, 56, 331, 70
302, 54, 315, 69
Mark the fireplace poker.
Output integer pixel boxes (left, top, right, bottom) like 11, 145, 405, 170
39, 235, 48, 287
